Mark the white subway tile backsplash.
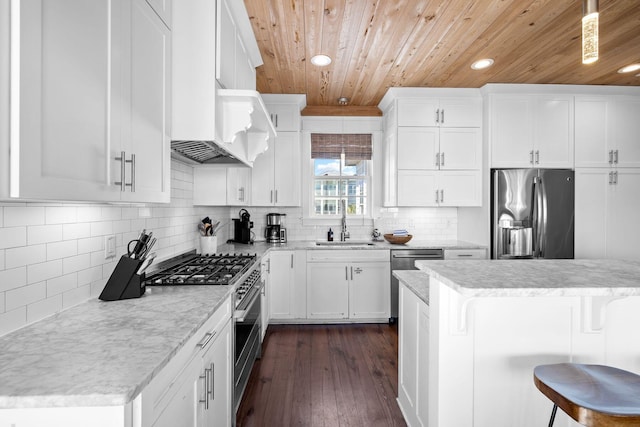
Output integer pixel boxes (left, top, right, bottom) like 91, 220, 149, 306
46, 240, 78, 260
0, 307, 27, 336
4, 206, 45, 227
0, 292, 4, 313
0, 249, 4, 270
63, 254, 91, 274
0, 226, 27, 249
27, 260, 63, 284
77, 236, 103, 255
6, 282, 46, 311
0, 267, 27, 293
63, 284, 91, 309
62, 223, 92, 240
27, 294, 63, 324
101, 206, 122, 221
6, 244, 47, 269
27, 224, 63, 245
77, 206, 102, 222
45, 206, 78, 224
90, 221, 114, 237
47, 273, 78, 297
78, 266, 102, 286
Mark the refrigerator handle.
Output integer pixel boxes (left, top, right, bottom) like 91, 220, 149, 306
538, 176, 548, 258
531, 176, 541, 258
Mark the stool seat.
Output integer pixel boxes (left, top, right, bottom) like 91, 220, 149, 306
534, 363, 640, 426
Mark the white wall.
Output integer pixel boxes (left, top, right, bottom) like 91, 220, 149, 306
0, 160, 228, 337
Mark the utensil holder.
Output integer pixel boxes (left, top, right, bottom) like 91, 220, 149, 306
200, 235, 218, 255
99, 255, 146, 301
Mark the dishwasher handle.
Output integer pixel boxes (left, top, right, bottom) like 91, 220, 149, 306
392, 254, 443, 260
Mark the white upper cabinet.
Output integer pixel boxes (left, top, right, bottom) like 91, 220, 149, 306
489, 92, 574, 168
216, 0, 256, 90
576, 96, 640, 168
145, 0, 171, 28
250, 132, 301, 206
2, 0, 170, 202
193, 166, 250, 206
397, 97, 481, 127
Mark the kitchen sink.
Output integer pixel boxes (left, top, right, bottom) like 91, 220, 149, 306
315, 241, 376, 246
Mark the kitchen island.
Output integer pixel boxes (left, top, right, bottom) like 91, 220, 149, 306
399, 259, 640, 427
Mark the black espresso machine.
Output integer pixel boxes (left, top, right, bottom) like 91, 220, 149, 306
232, 209, 253, 244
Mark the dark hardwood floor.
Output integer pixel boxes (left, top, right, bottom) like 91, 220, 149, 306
236, 324, 407, 427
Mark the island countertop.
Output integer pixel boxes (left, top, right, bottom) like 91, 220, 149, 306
415, 259, 640, 297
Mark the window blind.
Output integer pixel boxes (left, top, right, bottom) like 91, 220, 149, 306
311, 134, 372, 160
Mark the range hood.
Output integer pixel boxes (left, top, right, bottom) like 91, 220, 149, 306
170, 1, 276, 167
171, 90, 276, 166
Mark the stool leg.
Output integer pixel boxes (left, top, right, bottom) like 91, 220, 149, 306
548, 404, 558, 427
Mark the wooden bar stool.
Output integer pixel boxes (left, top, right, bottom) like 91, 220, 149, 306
533, 363, 640, 426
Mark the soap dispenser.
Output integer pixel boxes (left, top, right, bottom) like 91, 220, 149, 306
328, 228, 334, 241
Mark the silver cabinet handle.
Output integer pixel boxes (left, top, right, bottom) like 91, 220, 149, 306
275, 114, 278, 128
435, 190, 439, 203
535, 150, 539, 165
441, 152, 445, 166
290, 253, 294, 269
275, 190, 278, 204
608, 171, 613, 185
199, 366, 212, 409
345, 266, 348, 280
609, 150, 614, 164
435, 153, 440, 167
614, 149, 619, 164
614, 171, 619, 184
529, 150, 534, 165
210, 362, 215, 402
115, 151, 126, 191
130, 153, 136, 192
267, 258, 271, 273
197, 331, 216, 349
435, 108, 440, 124
440, 189, 444, 203
441, 109, 445, 124
115, 152, 135, 192
270, 190, 273, 203
350, 266, 353, 281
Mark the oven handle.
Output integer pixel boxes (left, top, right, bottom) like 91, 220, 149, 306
234, 282, 263, 322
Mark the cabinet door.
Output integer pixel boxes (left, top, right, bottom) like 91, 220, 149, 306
438, 171, 482, 207
273, 132, 301, 206
575, 97, 613, 168
534, 95, 574, 168
383, 131, 398, 207
612, 98, 640, 168
152, 358, 199, 427
349, 262, 390, 319
416, 302, 430, 427
607, 169, 640, 261
267, 104, 300, 131
574, 168, 608, 259
397, 170, 438, 207
397, 127, 439, 170
439, 128, 482, 170
260, 256, 271, 339
226, 167, 250, 205
199, 320, 232, 427
193, 167, 227, 206
250, 142, 275, 206
13, 0, 119, 201
306, 263, 349, 319
216, 0, 235, 89
439, 97, 482, 127
269, 251, 295, 319
490, 96, 533, 168
398, 283, 419, 424
397, 99, 439, 127
123, 0, 171, 203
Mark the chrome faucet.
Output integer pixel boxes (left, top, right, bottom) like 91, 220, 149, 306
340, 199, 350, 241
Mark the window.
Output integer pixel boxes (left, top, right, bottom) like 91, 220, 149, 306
311, 134, 372, 217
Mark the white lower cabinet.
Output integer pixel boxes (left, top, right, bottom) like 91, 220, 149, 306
306, 250, 390, 321
268, 250, 306, 320
575, 168, 640, 261
142, 297, 232, 427
398, 282, 429, 427
260, 254, 271, 339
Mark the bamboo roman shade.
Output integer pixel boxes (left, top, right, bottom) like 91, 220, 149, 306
310, 134, 372, 160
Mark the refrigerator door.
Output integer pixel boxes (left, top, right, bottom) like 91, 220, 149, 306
492, 169, 537, 259
537, 169, 575, 259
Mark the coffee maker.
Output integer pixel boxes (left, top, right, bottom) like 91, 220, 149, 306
232, 209, 253, 244
265, 213, 286, 243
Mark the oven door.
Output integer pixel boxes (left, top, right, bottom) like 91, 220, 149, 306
233, 283, 262, 411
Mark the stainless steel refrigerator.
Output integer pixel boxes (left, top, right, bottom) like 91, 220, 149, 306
491, 169, 574, 259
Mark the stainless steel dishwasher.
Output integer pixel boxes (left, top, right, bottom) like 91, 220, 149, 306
390, 248, 443, 323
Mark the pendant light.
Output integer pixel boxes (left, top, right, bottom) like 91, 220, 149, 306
582, 0, 599, 64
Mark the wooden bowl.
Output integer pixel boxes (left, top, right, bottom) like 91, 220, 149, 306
384, 233, 413, 244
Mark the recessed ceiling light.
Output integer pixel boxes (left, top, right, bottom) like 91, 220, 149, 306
618, 63, 640, 73
311, 54, 332, 66
337, 97, 349, 105
471, 58, 494, 70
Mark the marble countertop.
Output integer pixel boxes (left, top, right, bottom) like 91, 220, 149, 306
0, 285, 232, 409
393, 270, 431, 305
415, 259, 640, 297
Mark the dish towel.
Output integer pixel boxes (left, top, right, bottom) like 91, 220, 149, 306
392, 229, 409, 236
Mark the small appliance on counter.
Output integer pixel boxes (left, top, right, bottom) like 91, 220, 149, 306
231, 209, 253, 244
265, 212, 287, 243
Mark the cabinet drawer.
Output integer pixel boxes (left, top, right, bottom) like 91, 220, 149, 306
444, 248, 487, 260
307, 249, 390, 263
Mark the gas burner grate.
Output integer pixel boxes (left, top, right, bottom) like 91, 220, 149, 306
145, 253, 257, 286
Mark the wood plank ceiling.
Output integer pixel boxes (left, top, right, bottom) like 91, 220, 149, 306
244, 0, 640, 115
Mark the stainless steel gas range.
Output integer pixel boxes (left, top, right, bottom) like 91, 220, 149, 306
145, 252, 262, 414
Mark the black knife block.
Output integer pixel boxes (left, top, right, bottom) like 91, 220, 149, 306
99, 255, 146, 301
